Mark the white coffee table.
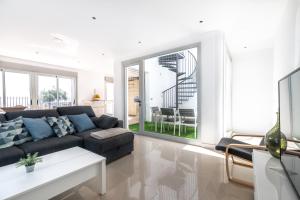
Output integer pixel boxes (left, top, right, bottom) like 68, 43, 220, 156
0, 147, 106, 200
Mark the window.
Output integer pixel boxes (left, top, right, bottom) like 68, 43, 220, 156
38, 75, 76, 109
58, 77, 75, 107
38, 75, 57, 108
5, 72, 31, 107
0, 68, 77, 109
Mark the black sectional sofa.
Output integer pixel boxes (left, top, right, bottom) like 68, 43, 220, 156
0, 106, 134, 167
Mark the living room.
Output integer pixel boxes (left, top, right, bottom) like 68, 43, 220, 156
0, 0, 300, 200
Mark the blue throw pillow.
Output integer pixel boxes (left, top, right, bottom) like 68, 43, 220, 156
67, 114, 96, 133
23, 117, 54, 141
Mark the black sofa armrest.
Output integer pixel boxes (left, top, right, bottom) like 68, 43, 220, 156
116, 120, 124, 128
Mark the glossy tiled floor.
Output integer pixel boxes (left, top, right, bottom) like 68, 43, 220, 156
52, 135, 254, 200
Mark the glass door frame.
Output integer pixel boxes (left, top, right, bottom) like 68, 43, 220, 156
124, 60, 144, 132
123, 42, 202, 145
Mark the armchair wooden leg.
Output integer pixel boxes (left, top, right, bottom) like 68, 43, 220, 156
232, 157, 253, 168
225, 150, 253, 188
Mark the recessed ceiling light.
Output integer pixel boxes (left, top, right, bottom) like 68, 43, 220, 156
199, 20, 204, 23
138, 41, 142, 44
92, 16, 96, 20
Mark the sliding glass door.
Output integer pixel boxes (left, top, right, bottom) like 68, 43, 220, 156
125, 46, 200, 142
126, 64, 141, 132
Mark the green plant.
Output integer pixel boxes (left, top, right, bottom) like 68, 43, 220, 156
16, 152, 42, 167
41, 87, 67, 103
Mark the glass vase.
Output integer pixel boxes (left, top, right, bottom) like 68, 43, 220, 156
265, 113, 287, 159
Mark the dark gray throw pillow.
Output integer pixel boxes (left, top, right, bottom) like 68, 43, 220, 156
93, 115, 118, 129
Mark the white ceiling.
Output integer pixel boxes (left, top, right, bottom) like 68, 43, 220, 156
0, 0, 287, 70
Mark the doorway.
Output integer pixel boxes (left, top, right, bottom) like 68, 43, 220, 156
124, 45, 200, 143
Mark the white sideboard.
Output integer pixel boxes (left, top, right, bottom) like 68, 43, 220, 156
253, 150, 299, 200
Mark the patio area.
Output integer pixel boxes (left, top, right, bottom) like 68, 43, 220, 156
129, 121, 197, 139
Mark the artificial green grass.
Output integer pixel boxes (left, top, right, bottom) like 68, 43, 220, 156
129, 121, 197, 139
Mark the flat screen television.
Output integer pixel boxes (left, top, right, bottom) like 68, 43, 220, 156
279, 67, 300, 199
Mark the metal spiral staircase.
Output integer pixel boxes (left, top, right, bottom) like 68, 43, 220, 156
159, 50, 197, 108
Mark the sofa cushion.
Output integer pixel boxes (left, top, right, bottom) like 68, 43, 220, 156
93, 115, 118, 129
0, 116, 31, 148
68, 114, 96, 133
1, 117, 32, 145
18, 135, 83, 156
23, 118, 54, 141
0, 114, 6, 122
116, 120, 124, 128
47, 116, 75, 137
75, 129, 134, 153
57, 106, 96, 117
75, 128, 103, 139
0, 125, 16, 149
5, 109, 59, 120
0, 146, 24, 167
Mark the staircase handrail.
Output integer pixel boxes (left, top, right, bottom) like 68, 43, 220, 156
162, 50, 197, 93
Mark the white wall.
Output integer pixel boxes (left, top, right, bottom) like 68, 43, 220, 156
77, 67, 113, 104
199, 32, 226, 144
231, 0, 300, 135
223, 51, 233, 137
272, 0, 300, 138
273, 0, 300, 113
232, 49, 274, 134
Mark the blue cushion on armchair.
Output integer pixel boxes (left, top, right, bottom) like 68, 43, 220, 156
67, 114, 96, 133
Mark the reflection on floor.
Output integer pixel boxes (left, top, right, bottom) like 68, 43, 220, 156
52, 135, 253, 200
129, 121, 197, 139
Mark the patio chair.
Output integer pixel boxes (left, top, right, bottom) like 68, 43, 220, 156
215, 134, 266, 187
178, 109, 197, 138
160, 108, 180, 135
151, 106, 161, 132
